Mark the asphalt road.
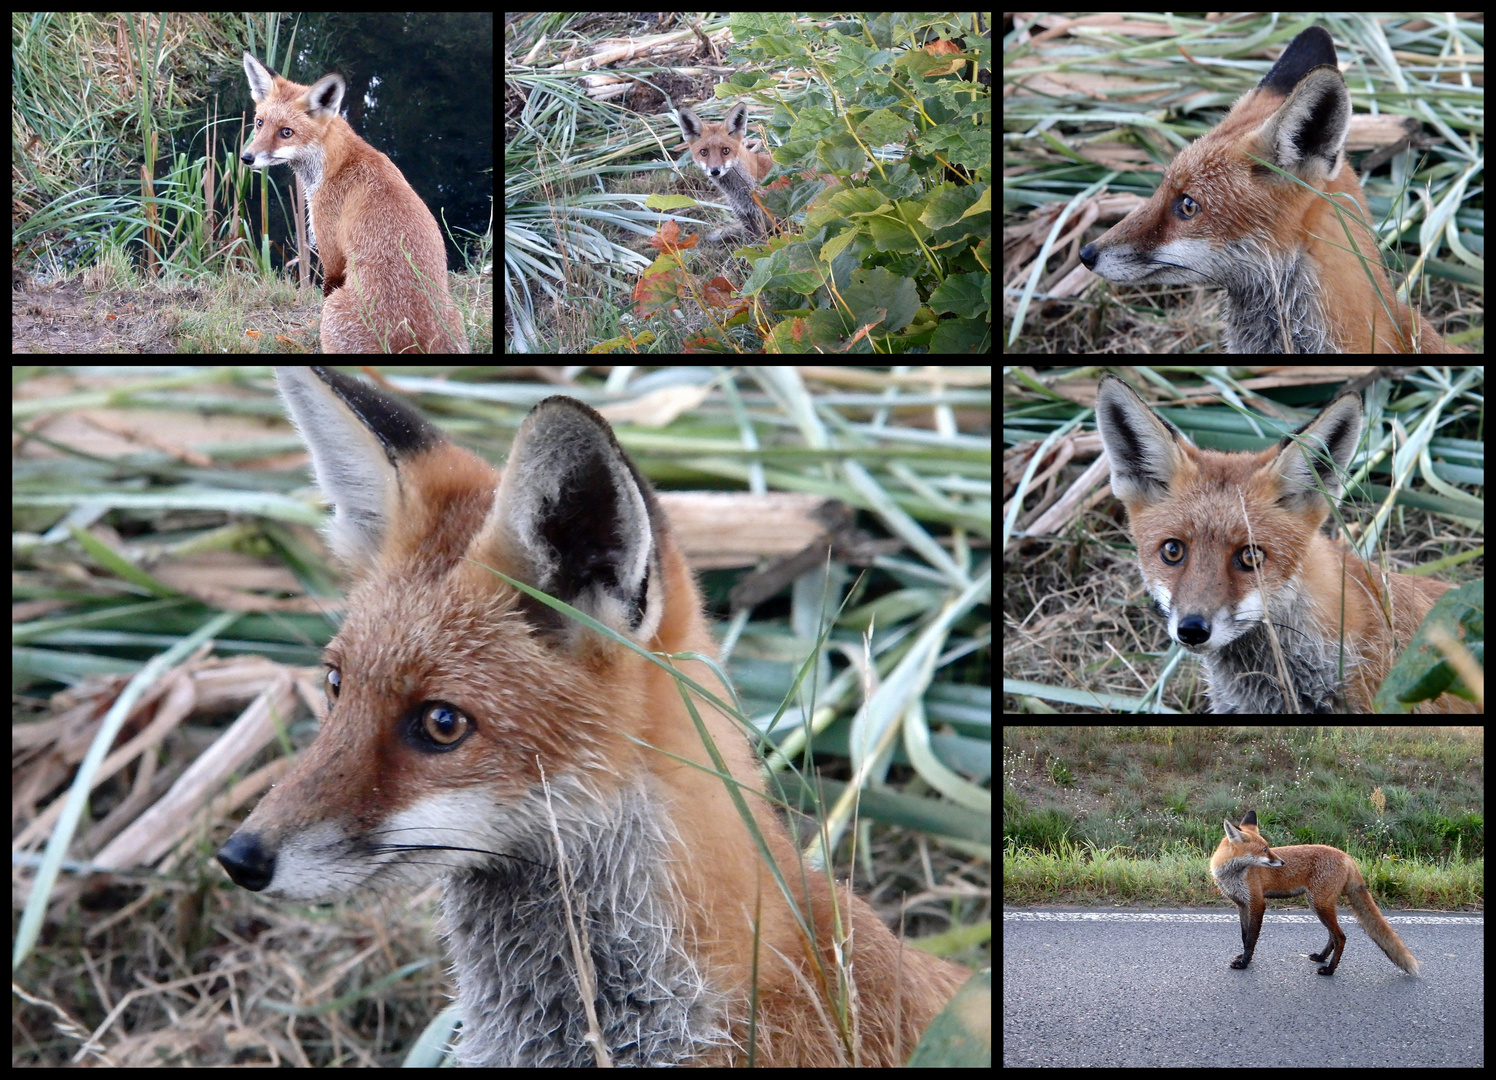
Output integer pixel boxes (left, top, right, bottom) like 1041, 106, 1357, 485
1002, 907, 1483, 1067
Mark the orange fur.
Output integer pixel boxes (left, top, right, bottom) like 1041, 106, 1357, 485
677, 102, 775, 242
218, 367, 967, 1065
1096, 374, 1477, 714
1211, 810, 1419, 975
242, 54, 467, 354
1081, 28, 1468, 354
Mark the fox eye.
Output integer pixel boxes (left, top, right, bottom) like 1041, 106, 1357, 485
325, 667, 341, 700
1160, 539, 1185, 564
1178, 195, 1200, 219
1237, 546, 1265, 570
419, 703, 472, 748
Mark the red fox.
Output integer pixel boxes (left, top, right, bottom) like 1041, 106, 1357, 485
1094, 374, 1477, 714
677, 102, 775, 242
1079, 27, 1468, 354
216, 367, 968, 1066
242, 54, 468, 354
1211, 810, 1420, 976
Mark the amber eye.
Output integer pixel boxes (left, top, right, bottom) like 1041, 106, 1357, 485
325, 667, 341, 700
1238, 546, 1265, 570
1180, 195, 1200, 218
1160, 539, 1186, 565
422, 703, 471, 747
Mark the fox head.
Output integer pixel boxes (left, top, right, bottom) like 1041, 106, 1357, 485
1220, 811, 1284, 866
677, 102, 772, 182
216, 367, 701, 902
241, 53, 344, 174
1094, 373, 1363, 655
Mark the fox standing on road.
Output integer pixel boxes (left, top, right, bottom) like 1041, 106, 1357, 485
1211, 811, 1420, 976
242, 54, 468, 354
1094, 374, 1477, 714
1080, 27, 1467, 353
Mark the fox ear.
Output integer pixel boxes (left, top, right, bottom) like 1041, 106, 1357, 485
305, 72, 347, 119
1095, 375, 1189, 506
677, 107, 703, 140
243, 52, 275, 101
1260, 67, 1351, 182
724, 102, 749, 139
1272, 391, 1362, 510
275, 365, 447, 566
482, 396, 666, 645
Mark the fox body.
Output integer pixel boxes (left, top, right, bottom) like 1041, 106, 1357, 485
1211, 810, 1420, 976
1095, 374, 1475, 714
216, 367, 966, 1066
241, 54, 467, 354
677, 102, 774, 243
1080, 27, 1465, 354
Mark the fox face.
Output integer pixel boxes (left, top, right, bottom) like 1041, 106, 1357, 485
1078, 27, 1465, 353
1094, 374, 1473, 714
1095, 373, 1361, 661
1079, 63, 1356, 303
219, 373, 682, 907
215, 368, 970, 1065
677, 102, 773, 183
241, 53, 342, 187
1217, 817, 1284, 870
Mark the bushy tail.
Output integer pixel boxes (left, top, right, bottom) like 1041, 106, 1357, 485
1347, 884, 1421, 976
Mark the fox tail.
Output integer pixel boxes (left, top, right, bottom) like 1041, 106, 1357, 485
1347, 884, 1421, 976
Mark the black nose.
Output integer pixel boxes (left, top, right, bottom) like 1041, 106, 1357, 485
217, 831, 276, 892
